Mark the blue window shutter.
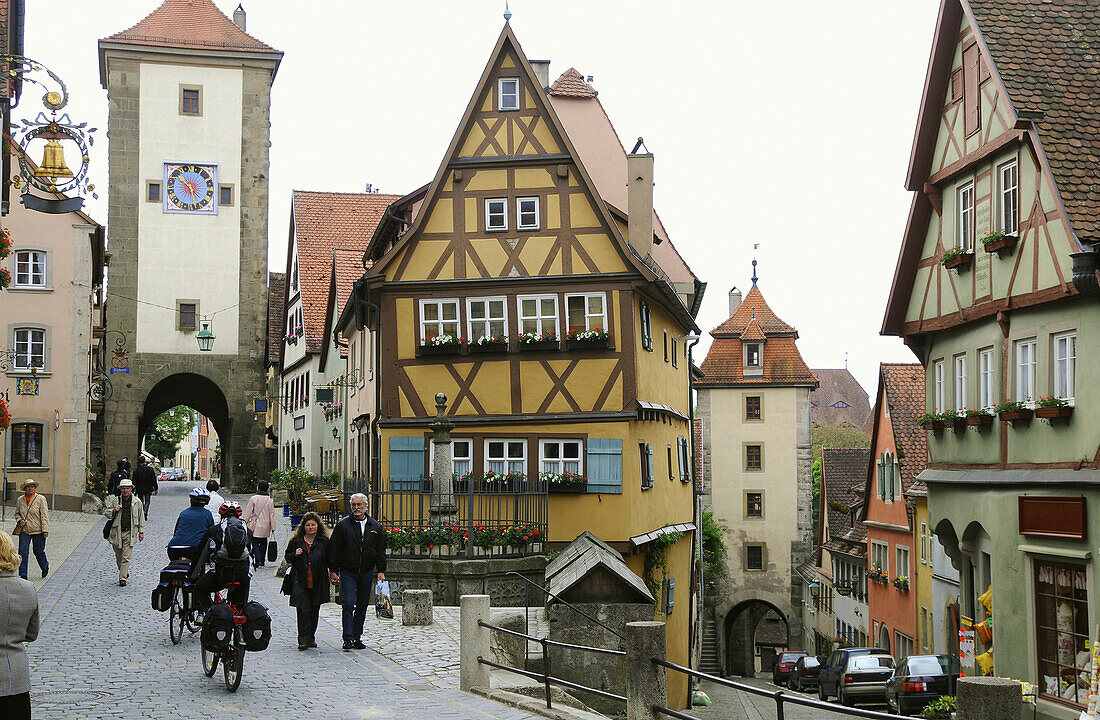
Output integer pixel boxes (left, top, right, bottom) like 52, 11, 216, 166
389, 436, 425, 491
586, 439, 622, 494
646, 443, 655, 488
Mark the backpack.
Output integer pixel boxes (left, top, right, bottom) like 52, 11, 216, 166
107, 470, 129, 495
200, 603, 235, 652
240, 601, 272, 651
219, 517, 249, 561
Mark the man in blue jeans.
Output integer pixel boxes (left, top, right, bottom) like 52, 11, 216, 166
327, 493, 387, 650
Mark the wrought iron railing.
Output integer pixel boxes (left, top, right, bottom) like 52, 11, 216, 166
340, 481, 548, 559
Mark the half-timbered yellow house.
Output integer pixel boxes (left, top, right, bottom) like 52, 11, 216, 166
347, 24, 703, 703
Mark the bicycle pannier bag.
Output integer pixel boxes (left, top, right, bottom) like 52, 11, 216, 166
160, 559, 191, 585
151, 583, 173, 612
241, 601, 272, 651
200, 603, 234, 652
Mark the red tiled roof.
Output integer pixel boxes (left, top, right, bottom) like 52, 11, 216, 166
548, 68, 597, 98
102, 0, 281, 54
740, 319, 766, 342
292, 191, 401, 354
711, 287, 796, 337
881, 363, 928, 501
811, 369, 873, 428
333, 249, 367, 327
820, 448, 870, 557
266, 272, 285, 366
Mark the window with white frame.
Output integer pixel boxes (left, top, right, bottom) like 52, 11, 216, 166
979, 347, 995, 409
1016, 338, 1037, 402
921, 521, 929, 565
565, 293, 606, 334
419, 298, 460, 342
14, 250, 46, 287
485, 198, 507, 231
540, 439, 582, 475
896, 546, 910, 579
498, 78, 519, 110
934, 360, 945, 412
958, 182, 975, 251
452, 439, 472, 479
999, 160, 1019, 235
518, 294, 558, 336
486, 439, 526, 475
1054, 332, 1077, 401
13, 328, 45, 370
954, 354, 967, 412
467, 297, 507, 341
517, 197, 539, 230
895, 632, 914, 660
871, 541, 889, 575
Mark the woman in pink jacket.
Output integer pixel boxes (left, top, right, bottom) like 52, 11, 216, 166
242, 480, 278, 568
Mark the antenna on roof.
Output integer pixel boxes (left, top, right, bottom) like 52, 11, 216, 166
504, 0, 512, 22
751, 243, 760, 288
845, 351, 848, 370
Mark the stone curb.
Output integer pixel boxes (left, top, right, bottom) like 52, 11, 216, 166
471, 686, 610, 720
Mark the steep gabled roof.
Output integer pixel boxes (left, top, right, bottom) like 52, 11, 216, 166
319, 250, 370, 368
548, 68, 597, 98
546, 531, 653, 605
696, 285, 817, 387
101, 0, 281, 55
861, 364, 928, 518
820, 448, 870, 558
811, 369, 873, 428
290, 191, 401, 354
266, 272, 285, 366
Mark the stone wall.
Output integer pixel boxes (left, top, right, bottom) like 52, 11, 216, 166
385, 555, 546, 607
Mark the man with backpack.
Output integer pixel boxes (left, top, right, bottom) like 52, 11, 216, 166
193, 500, 253, 609
107, 460, 130, 497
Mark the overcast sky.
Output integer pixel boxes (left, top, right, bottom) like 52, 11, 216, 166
29, 0, 941, 398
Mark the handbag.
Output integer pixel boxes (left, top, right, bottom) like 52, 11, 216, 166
280, 569, 293, 596
102, 514, 115, 540
267, 540, 278, 563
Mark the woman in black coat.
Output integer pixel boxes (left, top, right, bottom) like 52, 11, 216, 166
284, 512, 330, 650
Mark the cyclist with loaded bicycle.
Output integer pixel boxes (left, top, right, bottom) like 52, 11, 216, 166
167, 487, 216, 562
193, 501, 253, 610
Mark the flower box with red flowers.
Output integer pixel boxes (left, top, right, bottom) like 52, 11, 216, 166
1035, 396, 1073, 422
468, 335, 509, 354
517, 331, 559, 352
541, 471, 587, 493
941, 247, 974, 271
980, 231, 1018, 255
995, 399, 1033, 424
565, 328, 612, 350
964, 408, 994, 429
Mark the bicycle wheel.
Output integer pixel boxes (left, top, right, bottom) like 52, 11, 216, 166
201, 647, 219, 677
223, 646, 244, 692
169, 590, 183, 645
184, 609, 201, 633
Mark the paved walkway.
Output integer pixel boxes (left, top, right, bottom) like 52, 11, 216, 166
0, 505, 101, 591
27, 483, 543, 720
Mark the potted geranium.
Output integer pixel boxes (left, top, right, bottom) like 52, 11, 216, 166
419, 333, 464, 356
893, 575, 910, 591
469, 334, 508, 354
0, 227, 11, 259
995, 399, 1033, 424
964, 407, 994, 429
566, 327, 612, 350
941, 246, 974, 271
948, 410, 967, 432
541, 470, 587, 493
1035, 396, 1073, 422
868, 564, 889, 583
518, 330, 559, 352
980, 230, 1017, 254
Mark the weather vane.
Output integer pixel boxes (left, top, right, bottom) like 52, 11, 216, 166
4, 55, 97, 213
504, 0, 512, 22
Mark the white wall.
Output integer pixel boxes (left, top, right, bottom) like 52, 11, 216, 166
137, 62, 242, 354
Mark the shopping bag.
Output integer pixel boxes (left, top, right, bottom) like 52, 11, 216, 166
267, 540, 278, 563
375, 579, 393, 619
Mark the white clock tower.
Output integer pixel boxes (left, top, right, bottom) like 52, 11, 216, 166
97, 0, 282, 486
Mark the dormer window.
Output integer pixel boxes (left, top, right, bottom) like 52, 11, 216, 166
746, 343, 761, 366
832, 401, 850, 409
743, 341, 763, 377
498, 78, 519, 111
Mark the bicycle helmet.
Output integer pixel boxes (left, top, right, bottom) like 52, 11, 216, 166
189, 486, 210, 505
219, 500, 243, 518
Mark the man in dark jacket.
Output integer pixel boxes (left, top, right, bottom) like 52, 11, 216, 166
328, 493, 386, 651
107, 460, 130, 497
132, 457, 158, 519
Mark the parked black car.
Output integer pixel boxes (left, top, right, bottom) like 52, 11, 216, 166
818, 647, 893, 704
787, 655, 822, 692
772, 650, 808, 686
885, 654, 960, 716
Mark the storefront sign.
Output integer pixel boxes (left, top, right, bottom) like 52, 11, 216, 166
16, 378, 38, 395
1019, 496, 1086, 539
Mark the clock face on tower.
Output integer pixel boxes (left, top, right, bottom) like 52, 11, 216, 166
163, 162, 218, 214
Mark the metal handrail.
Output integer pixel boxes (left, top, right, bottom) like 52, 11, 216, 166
477, 656, 627, 703
478, 620, 625, 656
652, 658, 913, 720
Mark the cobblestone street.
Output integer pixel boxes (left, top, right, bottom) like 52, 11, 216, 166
27, 483, 542, 720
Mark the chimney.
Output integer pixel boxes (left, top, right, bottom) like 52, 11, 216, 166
627, 150, 654, 259
233, 4, 246, 30
529, 60, 550, 91
729, 286, 742, 315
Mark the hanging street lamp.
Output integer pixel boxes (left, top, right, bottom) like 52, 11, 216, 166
196, 321, 215, 352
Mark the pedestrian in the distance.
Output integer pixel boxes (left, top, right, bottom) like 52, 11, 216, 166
285, 512, 330, 651
327, 493, 386, 651
206, 480, 224, 522
13, 480, 48, 580
242, 480, 277, 567
107, 460, 130, 497
96, 453, 106, 478
132, 457, 158, 519
103, 479, 145, 587
0, 530, 39, 720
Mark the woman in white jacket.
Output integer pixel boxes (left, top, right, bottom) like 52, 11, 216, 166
242, 480, 278, 567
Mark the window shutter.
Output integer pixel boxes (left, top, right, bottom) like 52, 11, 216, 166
586, 439, 622, 494
676, 437, 686, 483
646, 443, 655, 488
388, 436, 425, 491
877, 458, 886, 500
682, 437, 693, 484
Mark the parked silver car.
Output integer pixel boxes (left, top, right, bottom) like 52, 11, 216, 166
836, 653, 896, 706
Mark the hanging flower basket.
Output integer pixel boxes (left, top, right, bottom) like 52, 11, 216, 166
0, 268, 10, 290
0, 228, 11, 260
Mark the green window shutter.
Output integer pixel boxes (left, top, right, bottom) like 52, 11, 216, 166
877, 458, 886, 500
676, 437, 686, 483
388, 436, 425, 491
640, 301, 652, 350
646, 443, 655, 488
586, 439, 622, 494
890, 459, 898, 501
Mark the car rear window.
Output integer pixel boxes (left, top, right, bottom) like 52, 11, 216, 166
780, 652, 805, 662
850, 656, 895, 670
908, 656, 956, 674
803, 657, 820, 667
